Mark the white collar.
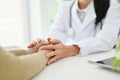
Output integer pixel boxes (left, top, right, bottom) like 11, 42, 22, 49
72, 0, 96, 27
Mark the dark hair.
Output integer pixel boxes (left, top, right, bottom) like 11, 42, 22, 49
94, 0, 110, 26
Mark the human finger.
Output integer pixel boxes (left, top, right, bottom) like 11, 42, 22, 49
46, 51, 56, 58
37, 38, 42, 43
32, 41, 37, 46
27, 44, 33, 48
40, 44, 57, 50
47, 37, 52, 42
34, 39, 49, 50
39, 39, 49, 45
27, 41, 37, 48
48, 38, 61, 45
47, 55, 60, 64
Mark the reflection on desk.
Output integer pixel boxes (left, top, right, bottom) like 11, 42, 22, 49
33, 50, 120, 80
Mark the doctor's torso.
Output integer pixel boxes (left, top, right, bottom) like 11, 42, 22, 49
48, 0, 119, 44
63, 0, 99, 41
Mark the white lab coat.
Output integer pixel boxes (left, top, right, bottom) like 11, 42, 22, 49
48, 0, 120, 56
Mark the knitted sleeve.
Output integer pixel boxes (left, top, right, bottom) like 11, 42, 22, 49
0, 47, 47, 80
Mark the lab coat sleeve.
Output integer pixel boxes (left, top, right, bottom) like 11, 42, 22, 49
47, 2, 69, 44
74, 1, 120, 56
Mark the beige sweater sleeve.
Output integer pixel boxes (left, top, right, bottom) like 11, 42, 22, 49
0, 47, 47, 80
9, 49, 27, 56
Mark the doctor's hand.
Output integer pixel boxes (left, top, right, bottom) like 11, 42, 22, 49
26, 38, 49, 54
40, 38, 80, 64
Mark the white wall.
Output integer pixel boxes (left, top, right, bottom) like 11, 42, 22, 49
0, 0, 63, 47
40, 0, 58, 37
0, 0, 24, 47
28, 0, 59, 40
27, 0, 42, 40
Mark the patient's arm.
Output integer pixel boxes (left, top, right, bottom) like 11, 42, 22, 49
0, 47, 47, 80
8, 48, 38, 56
8, 49, 27, 56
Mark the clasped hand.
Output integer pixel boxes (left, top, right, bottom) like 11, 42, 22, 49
27, 38, 80, 64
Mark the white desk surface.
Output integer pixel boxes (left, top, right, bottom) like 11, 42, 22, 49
33, 50, 120, 80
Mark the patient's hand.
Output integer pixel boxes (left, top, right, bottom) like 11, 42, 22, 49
26, 38, 49, 54
38, 48, 52, 55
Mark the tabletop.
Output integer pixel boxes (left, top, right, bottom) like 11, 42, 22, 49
32, 50, 120, 80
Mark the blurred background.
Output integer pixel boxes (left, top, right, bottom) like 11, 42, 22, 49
0, 0, 66, 48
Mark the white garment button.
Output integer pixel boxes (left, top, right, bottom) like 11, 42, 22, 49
67, 27, 75, 37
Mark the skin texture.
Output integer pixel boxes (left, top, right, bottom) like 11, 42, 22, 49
28, 38, 80, 64
28, 0, 92, 64
78, 0, 92, 9
40, 38, 80, 64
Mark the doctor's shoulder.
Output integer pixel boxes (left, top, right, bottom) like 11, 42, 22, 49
110, 0, 120, 5
107, 0, 120, 14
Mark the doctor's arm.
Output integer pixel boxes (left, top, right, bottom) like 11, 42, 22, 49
74, 2, 120, 56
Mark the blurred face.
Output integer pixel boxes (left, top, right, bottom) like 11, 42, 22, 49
78, 0, 92, 3
78, 0, 92, 9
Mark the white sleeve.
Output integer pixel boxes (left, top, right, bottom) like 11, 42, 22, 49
74, 1, 120, 56
47, 2, 69, 44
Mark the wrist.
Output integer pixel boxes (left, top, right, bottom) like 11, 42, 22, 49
67, 45, 80, 56
25, 49, 35, 54
25, 49, 31, 54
